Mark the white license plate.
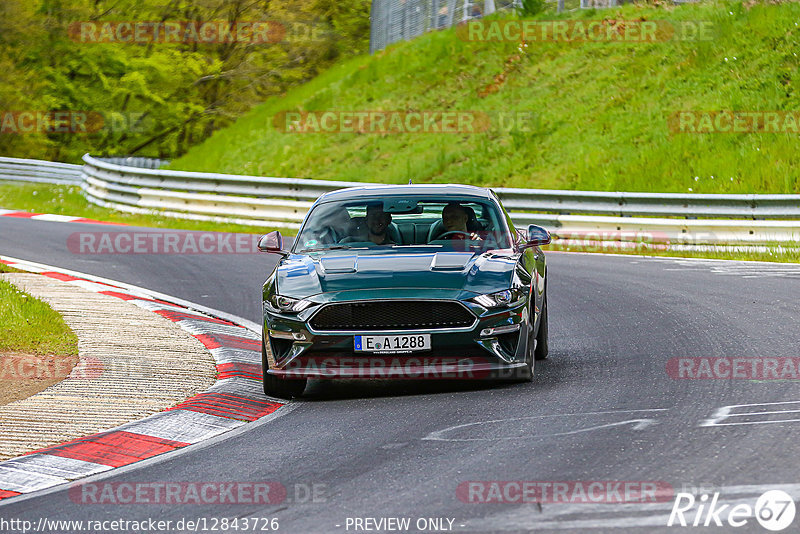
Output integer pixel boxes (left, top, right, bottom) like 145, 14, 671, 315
355, 334, 431, 353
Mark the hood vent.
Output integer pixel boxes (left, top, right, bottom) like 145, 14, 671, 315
430, 252, 472, 271
319, 255, 357, 274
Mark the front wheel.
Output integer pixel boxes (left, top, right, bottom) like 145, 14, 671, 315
262, 330, 307, 400
518, 331, 534, 382
508, 312, 536, 383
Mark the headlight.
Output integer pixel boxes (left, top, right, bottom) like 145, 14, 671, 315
470, 288, 526, 309
266, 294, 313, 313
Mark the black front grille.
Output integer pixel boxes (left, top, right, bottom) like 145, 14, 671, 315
309, 300, 475, 331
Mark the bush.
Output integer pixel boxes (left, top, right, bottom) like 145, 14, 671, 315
516, 0, 546, 17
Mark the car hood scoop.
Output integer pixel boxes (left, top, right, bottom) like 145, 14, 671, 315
319, 255, 357, 273
430, 252, 471, 271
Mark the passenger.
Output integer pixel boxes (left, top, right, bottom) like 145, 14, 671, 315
318, 205, 355, 244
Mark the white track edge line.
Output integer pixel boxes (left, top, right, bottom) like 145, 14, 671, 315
0, 403, 300, 507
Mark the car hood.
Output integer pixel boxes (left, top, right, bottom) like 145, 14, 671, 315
275, 251, 517, 301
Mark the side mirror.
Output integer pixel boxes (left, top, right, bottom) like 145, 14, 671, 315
524, 224, 551, 247
258, 231, 287, 255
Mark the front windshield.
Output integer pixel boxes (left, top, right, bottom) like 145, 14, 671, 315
294, 197, 511, 253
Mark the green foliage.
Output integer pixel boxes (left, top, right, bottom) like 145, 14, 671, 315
0, 0, 371, 162
516, 0, 546, 17
170, 1, 800, 194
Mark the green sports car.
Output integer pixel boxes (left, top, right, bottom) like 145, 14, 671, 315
258, 184, 550, 399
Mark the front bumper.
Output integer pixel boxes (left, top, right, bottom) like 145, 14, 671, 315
264, 299, 532, 380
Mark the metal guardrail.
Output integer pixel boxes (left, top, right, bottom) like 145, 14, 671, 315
80, 153, 800, 243
0, 157, 82, 185
81, 154, 356, 228
94, 156, 170, 169
2, 154, 797, 244
493, 188, 800, 220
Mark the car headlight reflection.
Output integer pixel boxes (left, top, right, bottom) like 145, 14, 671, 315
267, 294, 314, 313
470, 288, 526, 309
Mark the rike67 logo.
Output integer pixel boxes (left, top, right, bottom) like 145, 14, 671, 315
668, 490, 796, 531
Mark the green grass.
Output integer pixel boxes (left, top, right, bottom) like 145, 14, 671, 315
0, 277, 78, 357
0, 182, 289, 234
170, 0, 800, 194
0, 263, 25, 274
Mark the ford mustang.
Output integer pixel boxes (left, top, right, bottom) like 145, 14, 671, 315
257, 184, 550, 399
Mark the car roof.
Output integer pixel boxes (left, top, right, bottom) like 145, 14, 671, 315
317, 184, 494, 203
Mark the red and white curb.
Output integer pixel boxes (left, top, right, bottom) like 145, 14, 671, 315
0, 255, 280, 503
0, 208, 124, 226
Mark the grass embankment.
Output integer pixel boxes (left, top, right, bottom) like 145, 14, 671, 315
0, 268, 80, 405
170, 0, 800, 195
0, 182, 279, 234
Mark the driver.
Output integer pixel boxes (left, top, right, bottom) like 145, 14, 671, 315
441, 202, 481, 241
366, 203, 395, 245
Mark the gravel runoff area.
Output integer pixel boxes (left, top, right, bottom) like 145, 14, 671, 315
0, 273, 217, 461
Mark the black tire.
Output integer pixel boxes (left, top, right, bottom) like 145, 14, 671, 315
534, 293, 549, 361
262, 330, 307, 400
505, 312, 535, 383
518, 327, 535, 382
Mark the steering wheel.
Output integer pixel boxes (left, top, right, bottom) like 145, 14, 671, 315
434, 231, 471, 241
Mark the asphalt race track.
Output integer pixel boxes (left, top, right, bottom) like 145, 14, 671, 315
2, 217, 800, 533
